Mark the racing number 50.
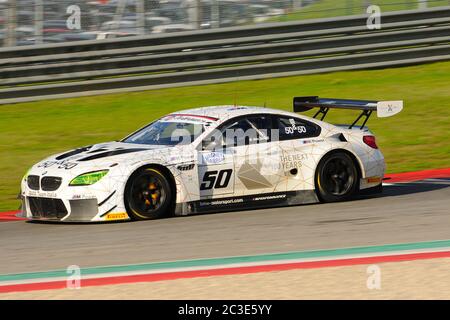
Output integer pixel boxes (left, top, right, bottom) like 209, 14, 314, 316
200, 169, 233, 190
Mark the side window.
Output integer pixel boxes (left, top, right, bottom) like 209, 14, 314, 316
222, 115, 271, 147
201, 115, 272, 150
275, 116, 321, 141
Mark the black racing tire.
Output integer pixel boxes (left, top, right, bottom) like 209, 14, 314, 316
315, 152, 359, 203
124, 167, 173, 220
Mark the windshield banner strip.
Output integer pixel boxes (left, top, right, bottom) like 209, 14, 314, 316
170, 114, 219, 122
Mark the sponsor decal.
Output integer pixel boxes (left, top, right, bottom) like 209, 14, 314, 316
162, 114, 217, 124
28, 191, 58, 198
199, 198, 243, 207
37, 161, 57, 168
302, 139, 324, 145
37, 160, 78, 170
198, 192, 289, 208
202, 152, 225, 165
189, 190, 318, 214
72, 195, 97, 200
377, 101, 403, 118
280, 153, 308, 170
58, 162, 78, 170
252, 194, 286, 201
105, 212, 129, 221
285, 119, 307, 135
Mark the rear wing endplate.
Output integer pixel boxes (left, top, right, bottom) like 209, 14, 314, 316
293, 96, 403, 129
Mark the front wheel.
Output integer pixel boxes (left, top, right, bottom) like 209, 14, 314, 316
125, 167, 173, 220
315, 152, 358, 202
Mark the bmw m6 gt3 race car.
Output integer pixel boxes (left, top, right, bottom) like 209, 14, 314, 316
19, 96, 403, 222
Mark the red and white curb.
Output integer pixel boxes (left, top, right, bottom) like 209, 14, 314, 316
0, 210, 23, 222
383, 167, 450, 184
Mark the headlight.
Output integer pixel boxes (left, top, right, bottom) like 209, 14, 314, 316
69, 170, 108, 186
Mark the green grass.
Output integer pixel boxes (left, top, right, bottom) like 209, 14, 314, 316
1, 61, 450, 211
272, 0, 450, 22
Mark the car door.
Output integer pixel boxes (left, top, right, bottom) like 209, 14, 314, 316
227, 115, 283, 196
198, 114, 281, 199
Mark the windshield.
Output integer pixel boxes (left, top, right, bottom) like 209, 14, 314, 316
123, 115, 208, 146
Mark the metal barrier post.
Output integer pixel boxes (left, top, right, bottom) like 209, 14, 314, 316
34, 0, 44, 45
5, 0, 16, 47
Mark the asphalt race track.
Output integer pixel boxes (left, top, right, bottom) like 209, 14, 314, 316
0, 179, 449, 275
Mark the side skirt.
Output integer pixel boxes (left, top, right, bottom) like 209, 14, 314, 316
358, 183, 383, 196
175, 190, 319, 216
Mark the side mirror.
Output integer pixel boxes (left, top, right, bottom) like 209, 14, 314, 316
202, 140, 215, 151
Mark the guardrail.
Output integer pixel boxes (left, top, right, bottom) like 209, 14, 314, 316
0, 6, 449, 105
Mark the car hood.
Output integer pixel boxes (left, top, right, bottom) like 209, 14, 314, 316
31, 141, 193, 176
52, 141, 172, 162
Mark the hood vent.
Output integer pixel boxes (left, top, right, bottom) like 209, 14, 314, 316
86, 148, 108, 154
177, 164, 195, 171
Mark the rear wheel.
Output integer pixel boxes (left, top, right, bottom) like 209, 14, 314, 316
125, 167, 173, 220
316, 152, 358, 202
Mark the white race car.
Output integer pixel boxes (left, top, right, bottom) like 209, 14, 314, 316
19, 97, 403, 222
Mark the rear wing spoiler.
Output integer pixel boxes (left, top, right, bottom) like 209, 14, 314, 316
293, 96, 403, 129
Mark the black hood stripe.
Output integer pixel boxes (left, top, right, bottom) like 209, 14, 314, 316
78, 148, 149, 162
55, 146, 92, 160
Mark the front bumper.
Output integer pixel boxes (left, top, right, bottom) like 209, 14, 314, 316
20, 174, 129, 222
21, 196, 102, 222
